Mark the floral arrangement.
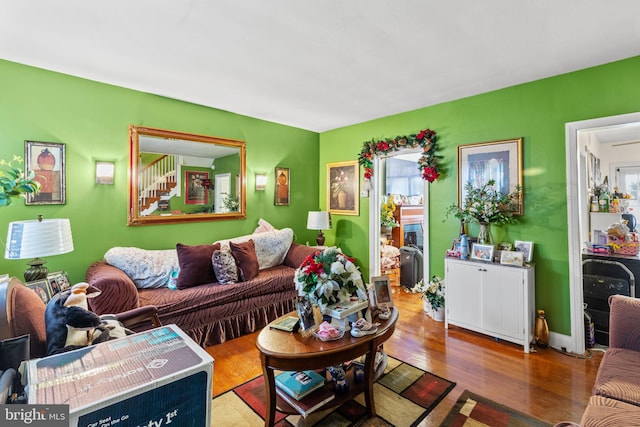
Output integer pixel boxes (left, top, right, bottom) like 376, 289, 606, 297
380, 200, 398, 227
445, 180, 520, 226
222, 194, 239, 212
294, 247, 368, 311
358, 128, 440, 183
410, 275, 445, 310
0, 155, 40, 207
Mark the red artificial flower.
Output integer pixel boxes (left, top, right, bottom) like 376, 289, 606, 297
416, 130, 426, 140
422, 167, 439, 183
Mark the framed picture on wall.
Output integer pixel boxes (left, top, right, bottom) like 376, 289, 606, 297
25, 141, 66, 205
274, 167, 290, 206
185, 170, 209, 205
458, 138, 523, 215
327, 160, 359, 216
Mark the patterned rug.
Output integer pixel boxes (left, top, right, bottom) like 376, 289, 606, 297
211, 356, 455, 426
440, 390, 552, 427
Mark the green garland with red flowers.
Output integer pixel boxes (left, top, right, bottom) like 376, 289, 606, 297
357, 128, 440, 183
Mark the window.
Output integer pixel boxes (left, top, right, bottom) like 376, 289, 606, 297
615, 165, 640, 212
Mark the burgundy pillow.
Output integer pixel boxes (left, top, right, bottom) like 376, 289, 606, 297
176, 243, 220, 289
230, 239, 259, 281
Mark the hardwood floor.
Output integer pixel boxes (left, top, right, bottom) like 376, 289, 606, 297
205, 286, 601, 425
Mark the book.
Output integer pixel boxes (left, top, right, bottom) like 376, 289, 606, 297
323, 300, 369, 319
269, 316, 299, 332
275, 384, 335, 418
275, 370, 326, 400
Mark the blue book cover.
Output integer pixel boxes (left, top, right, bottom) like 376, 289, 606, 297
275, 370, 325, 400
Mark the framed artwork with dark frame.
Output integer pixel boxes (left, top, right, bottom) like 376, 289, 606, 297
458, 138, 523, 215
26, 279, 52, 304
274, 167, 290, 206
327, 160, 359, 216
184, 170, 209, 205
25, 140, 66, 205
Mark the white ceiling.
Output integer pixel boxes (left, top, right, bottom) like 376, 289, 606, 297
1, 1, 639, 132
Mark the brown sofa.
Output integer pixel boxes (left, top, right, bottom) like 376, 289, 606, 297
580, 294, 640, 426
85, 243, 316, 347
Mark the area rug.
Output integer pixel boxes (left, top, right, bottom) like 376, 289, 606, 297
440, 390, 552, 427
211, 356, 456, 426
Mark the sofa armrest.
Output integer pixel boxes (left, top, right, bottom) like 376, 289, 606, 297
284, 243, 320, 268
86, 261, 140, 315
608, 294, 640, 350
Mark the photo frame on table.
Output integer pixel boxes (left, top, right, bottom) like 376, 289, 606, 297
458, 138, 523, 215
274, 167, 290, 206
26, 279, 52, 304
47, 270, 70, 294
514, 240, 534, 262
25, 140, 66, 205
500, 250, 525, 267
327, 160, 359, 216
471, 243, 494, 262
371, 275, 393, 308
296, 297, 319, 337
184, 170, 209, 205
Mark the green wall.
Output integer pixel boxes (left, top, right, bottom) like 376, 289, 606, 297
0, 59, 320, 284
319, 55, 640, 335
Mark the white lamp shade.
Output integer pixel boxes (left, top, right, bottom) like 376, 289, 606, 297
307, 211, 331, 230
5, 218, 74, 259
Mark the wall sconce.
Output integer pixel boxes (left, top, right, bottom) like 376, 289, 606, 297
255, 172, 267, 191
96, 161, 115, 184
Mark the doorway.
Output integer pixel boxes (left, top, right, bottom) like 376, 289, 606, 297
368, 150, 430, 284
565, 112, 640, 354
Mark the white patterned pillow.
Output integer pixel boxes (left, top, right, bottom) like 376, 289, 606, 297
104, 247, 178, 289
214, 228, 293, 270
211, 250, 238, 284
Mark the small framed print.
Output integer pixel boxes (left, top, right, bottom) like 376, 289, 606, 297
500, 250, 524, 267
25, 140, 66, 205
296, 297, 320, 337
371, 275, 393, 308
471, 243, 494, 262
47, 270, 70, 294
514, 240, 534, 262
275, 167, 290, 206
26, 279, 52, 304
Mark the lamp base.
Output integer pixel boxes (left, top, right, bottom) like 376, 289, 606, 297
24, 258, 48, 282
316, 231, 326, 246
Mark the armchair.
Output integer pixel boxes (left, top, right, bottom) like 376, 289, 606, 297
0, 276, 161, 360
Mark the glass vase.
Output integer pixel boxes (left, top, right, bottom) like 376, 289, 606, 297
477, 223, 493, 245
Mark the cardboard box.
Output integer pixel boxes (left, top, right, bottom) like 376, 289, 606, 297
27, 324, 213, 427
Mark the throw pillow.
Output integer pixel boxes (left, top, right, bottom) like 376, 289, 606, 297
230, 240, 259, 281
215, 228, 294, 270
254, 218, 277, 233
104, 247, 178, 289
176, 243, 220, 289
211, 250, 238, 284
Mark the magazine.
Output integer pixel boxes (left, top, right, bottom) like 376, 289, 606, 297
269, 316, 299, 332
275, 385, 335, 418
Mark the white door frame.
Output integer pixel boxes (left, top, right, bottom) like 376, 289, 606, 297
565, 111, 640, 354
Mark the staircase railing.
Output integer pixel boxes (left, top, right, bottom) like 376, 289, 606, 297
139, 155, 177, 211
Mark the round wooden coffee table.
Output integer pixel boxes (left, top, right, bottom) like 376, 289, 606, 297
256, 307, 398, 426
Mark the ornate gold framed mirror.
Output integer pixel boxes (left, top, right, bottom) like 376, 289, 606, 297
128, 125, 246, 225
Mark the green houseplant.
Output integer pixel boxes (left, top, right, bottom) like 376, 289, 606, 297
0, 156, 40, 207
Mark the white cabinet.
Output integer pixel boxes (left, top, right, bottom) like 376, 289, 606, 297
444, 258, 535, 353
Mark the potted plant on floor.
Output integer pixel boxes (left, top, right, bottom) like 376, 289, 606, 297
410, 276, 445, 321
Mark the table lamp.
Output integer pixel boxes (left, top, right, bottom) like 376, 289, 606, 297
5, 215, 74, 282
307, 211, 331, 246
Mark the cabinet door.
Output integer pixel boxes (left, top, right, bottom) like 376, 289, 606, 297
483, 266, 524, 340
446, 260, 482, 327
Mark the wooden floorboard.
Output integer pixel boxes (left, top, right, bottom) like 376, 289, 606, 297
205, 286, 601, 425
